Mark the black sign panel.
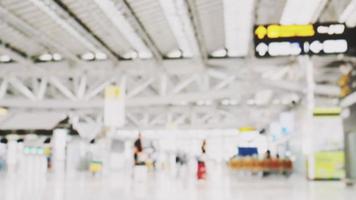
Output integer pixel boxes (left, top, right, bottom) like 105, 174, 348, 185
253, 23, 356, 58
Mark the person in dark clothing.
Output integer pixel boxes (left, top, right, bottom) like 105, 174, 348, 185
201, 139, 206, 154
133, 133, 143, 165
263, 150, 272, 177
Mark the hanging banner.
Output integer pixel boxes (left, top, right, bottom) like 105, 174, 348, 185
104, 85, 125, 127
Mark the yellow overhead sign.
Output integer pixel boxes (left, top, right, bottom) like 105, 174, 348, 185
255, 24, 315, 39
239, 127, 256, 133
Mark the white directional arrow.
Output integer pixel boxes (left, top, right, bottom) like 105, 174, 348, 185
256, 43, 268, 56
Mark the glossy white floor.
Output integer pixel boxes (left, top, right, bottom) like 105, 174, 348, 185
0, 163, 355, 200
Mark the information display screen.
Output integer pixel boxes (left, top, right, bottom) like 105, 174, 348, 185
253, 23, 356, 58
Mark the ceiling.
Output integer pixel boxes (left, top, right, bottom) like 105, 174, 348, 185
0, 0, 355, 129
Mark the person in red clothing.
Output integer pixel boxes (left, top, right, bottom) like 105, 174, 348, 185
197, 139, 207, 180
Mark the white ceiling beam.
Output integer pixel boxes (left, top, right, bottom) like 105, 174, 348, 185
149, 114, 165, 125
172, 75, 198, 94
92, 0, 154, 59
28, 0, 98, 52
213, 75, 236, 90
174, 114, 188, 125
49, 77, 76, 100
127, 78, 154, 98
8, 77, 36, 100
77, 76, 87, 99
280, 0, 327, 24
117, 0, 163, 62
223, 0, 255, 57
85, 79, 112, 100
159, 0, 203, 60
0, 78, 8, 99
185, 0, 208, 62
159, 74, 168, 96
339, 0, 356, 26
0, 6, 80, 62
37, 78, 48, 100
126, 113, 140, 126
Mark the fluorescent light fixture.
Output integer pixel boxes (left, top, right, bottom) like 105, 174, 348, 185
122, 51, 138, 59
81, 52, 95, 61
39, 53, 53, 61
166, 49, 183, 58
0, 55, 11, 63
52, 53, 62, 61
210, 48, 228, 58
95, 52, 107, 60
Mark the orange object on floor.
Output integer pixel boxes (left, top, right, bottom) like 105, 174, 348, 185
197, 161, 206, 180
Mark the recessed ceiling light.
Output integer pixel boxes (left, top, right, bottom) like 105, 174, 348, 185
166, 49, 183, 59
0, 55, 11, 63
39, 53, 52, 61
210, 48, 227, 58
81, 52, 95, 61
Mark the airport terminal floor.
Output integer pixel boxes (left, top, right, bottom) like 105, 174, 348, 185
2, 0, 356, 199
1, 166, 355, 200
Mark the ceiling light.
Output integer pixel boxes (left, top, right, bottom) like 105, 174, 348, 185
210, 48, 228, 58
95, 52, 107, 60
52, 53, 62, 61
81, 52, 95, 61
39, 53, 53, 61
166, 49, 183, 59
0, 55, 11, 63
122, 51, 138, 60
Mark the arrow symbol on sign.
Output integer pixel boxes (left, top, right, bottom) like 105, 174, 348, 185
255, 25, 267, 39
256, 43, 268, 56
